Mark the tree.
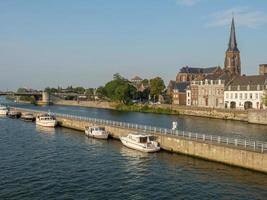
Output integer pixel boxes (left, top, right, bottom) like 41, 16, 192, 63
85, 88, 95, 100
263, 90, 267, 106
17, 88, 28, 93
73, 87, 85, 94
104, 73, 136, 104
149, 77, 165, 101
44, 87, 58, 94
96, 86, 106, 99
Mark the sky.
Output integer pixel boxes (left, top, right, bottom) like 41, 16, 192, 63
0, 0, 267, 91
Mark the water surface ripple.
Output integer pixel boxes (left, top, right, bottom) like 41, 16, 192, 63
0, 118, 267, 200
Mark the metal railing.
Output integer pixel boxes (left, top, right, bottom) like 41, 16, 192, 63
11, 107, 267, 153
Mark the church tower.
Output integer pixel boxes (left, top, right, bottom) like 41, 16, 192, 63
224, 17, 241, 77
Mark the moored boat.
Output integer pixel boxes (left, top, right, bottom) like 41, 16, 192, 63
7, 110, 21, 119
0, 105, 8, 115
21, 113, 35, 122
36, 113, 57, 127
85, 126, 109, 139
120, 133, 160, 153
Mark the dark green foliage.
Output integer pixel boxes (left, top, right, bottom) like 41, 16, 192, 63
149, 77, 165, 101
104, 73, 137, 104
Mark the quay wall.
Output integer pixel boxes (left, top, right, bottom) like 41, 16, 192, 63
57, 116, 267, 173
13, 105, 265, 174
248, 110, 267, 125
54, 100, 116, 110
53, 100, 249, 122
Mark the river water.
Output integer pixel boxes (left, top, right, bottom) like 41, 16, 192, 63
2, 97, 267, 141
0, 117, 267, 199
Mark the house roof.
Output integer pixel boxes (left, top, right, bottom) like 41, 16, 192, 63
131, 76, 142, 81
173, 82, 190, 92
179, 66, 221, 74
228, 75, 267, 86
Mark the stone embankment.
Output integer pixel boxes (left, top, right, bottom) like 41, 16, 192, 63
54, 100, 116, 110
53, 100, 267, 125
11, 107, 267, 174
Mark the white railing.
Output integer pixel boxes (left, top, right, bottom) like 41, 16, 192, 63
11, 107, 267, 153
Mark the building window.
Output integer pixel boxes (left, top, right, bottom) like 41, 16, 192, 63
226, 93, 229, 98
250, 93, 253, 99
235, 93, 238, 99
256, 93, 258, 99
230, 93, 233, 99
239, 93, 242, 99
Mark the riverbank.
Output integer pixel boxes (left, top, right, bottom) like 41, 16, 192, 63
53, 100, 249, 121
18, 99, 266, 125
10, 107, 267, 174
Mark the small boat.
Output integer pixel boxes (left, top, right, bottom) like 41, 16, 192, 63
21, 113, 35, 122
0, 105, 8, 115
120, 133, 160, 153
7, 110, 21, 119
85, 126, 109, 139
36, 113, 57, 127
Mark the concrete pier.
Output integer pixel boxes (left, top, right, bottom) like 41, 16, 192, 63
11, 107, 267, 174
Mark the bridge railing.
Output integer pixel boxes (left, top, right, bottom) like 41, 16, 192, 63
10, 107, 267, 153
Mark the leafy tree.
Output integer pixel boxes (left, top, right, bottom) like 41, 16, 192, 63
17, 88, 28, 93
44, 87, 58, 94
73, 87, 85, 94
263, 90, 267, 106
96, 86, 106, 99
104, 73, 136, 104
149, 77, 165, 101
85, 88, 95, 100
141, 79, 149, 85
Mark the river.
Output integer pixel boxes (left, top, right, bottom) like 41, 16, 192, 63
0, 117, 267, 199
1, 97, 267, 141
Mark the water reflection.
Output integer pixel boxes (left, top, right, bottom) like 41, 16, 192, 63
36, 125, 56, 134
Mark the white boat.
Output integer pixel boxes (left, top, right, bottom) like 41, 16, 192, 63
0, 105, 8, 115
120, 133, 160, 153
21, 113, 35, 122
85, 126, 109, 139
36, 113, 57, 127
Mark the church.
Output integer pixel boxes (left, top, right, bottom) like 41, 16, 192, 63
170, 17, 267, 109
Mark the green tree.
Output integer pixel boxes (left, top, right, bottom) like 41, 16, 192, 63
96, 86, 106, 99
73, 87, 85, 94
263, 90, 267, 106
104, 73, 136, 104
17, 88, 28, 93
149, 77, 165, 101
85, 88, 95, 100
44, 87, 58, 94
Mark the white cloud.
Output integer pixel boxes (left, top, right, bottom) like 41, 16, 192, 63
176, 0, 200, 6
206, 7, 267, 28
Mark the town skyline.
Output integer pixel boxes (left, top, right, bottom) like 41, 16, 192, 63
1, 0, 267, 90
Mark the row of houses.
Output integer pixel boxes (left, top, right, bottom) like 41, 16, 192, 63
168, 17, 267, 110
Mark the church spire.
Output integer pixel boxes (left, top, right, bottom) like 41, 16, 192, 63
227, 17, 239, 52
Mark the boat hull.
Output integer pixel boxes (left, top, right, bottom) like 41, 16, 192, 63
120, 137, 160, 153
21, 117, 36, 122
0, 110, 8, 115
36, 120, 57, 127
85, 130, 109, 140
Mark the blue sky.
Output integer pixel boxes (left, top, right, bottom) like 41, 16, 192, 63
0, 0, 267, 90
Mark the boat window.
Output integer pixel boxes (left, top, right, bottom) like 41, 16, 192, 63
149, 136, 155, 141
139, 137, 148, 143
99, 127, 105, 131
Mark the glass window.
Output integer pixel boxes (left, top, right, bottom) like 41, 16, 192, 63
230, 93, 233, 99
245, 93, 248, 99
239, 93, 242, 99
250, 93, 253, 99
235, 93, 238, 99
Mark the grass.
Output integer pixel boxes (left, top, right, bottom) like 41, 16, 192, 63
115, 104, 179, 115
